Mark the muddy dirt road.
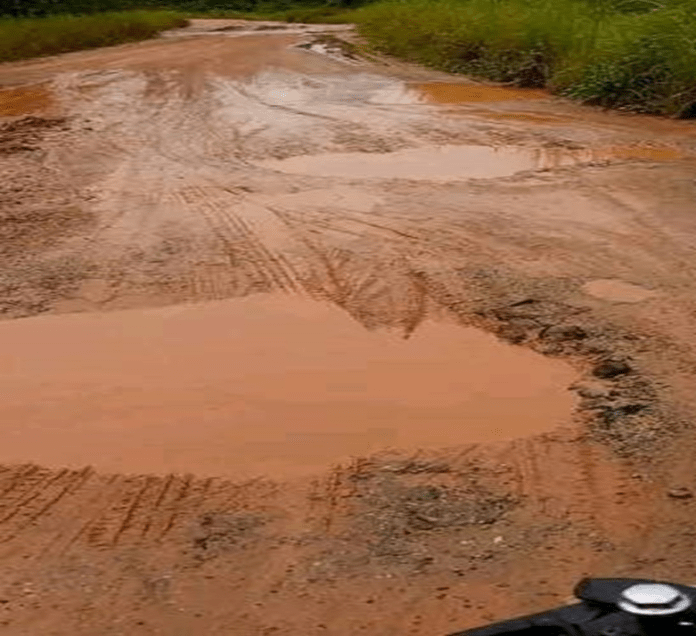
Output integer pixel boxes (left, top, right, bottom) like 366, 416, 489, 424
2, 19, 696, 635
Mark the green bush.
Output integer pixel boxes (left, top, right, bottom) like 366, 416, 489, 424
355, 0, 696, 114
356, 0, 593, 86
0, 11, 188, 62
556, 6, 696, 114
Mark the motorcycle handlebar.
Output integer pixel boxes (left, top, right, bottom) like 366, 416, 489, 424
448, 578, 696, 636
449, 613, 579, 636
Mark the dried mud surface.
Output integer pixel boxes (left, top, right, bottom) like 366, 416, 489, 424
1, 20, 696, 635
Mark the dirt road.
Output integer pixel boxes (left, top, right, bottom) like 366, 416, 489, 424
2, 20, 696, 635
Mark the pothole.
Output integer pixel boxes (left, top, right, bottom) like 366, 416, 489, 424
0, 294, 577, 478
583, 279, 660, 303
256, 142, 686, 181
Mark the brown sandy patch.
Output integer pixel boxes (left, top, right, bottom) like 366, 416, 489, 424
0, 85, 52, 116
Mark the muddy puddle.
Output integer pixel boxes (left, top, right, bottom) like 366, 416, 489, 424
0, 294, 576, 478
369, 82, 549, 106
412, 82, 549, 103
258, 142, 686, 181
0, 85, 51, 116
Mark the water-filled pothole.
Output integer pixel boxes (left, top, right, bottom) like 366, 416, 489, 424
258, 143, 686, 181
0, 295, 576, 478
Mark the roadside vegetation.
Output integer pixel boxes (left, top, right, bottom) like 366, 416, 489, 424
0, 0, 355, 63
183, 5, 358, 22
0, 10, 187, 62
0, 0, 359, 18
353, 0, 696, 116
2, 0, 694, 116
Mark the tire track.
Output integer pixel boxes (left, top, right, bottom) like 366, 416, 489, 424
110, 475, 160, 546
0, 465, 273, 559
0, 466, 67, 528
39, 472, 205, 556
0, 467, 93, 545
177, 184, 307, 294
40, 473, 123, 557
0, 465, 42, 503
261, 203, 436, 331
139, 473, 176, 539
176, 186, 276, 292
225, 209, 299, 292
158, 474, 194, 540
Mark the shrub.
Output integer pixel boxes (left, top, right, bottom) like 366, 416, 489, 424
0, 11, 188, 62
556, 6, 696, 114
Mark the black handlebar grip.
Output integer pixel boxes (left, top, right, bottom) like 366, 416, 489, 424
449, 615, 576, 636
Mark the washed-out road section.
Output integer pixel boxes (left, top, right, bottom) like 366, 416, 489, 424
1, 19, 696, 636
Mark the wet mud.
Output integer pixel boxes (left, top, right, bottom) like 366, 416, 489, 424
0, 85, 52, 117
412, 81, 550, 103
583, 279, 660, 303
1, 19, 696, 636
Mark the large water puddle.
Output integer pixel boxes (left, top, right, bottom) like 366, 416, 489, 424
0, 295, 576, 478
258, 143, 686, 181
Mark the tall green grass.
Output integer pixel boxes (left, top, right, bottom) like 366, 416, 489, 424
184, 5, 360, 22
556, 5, 696, 114
0, 11, 188, 62
354, 0, 696, 115
0, 0, 364, 19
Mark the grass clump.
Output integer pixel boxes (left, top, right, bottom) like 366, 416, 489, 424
354, 0, 696, 115
0, 11, 188, 62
